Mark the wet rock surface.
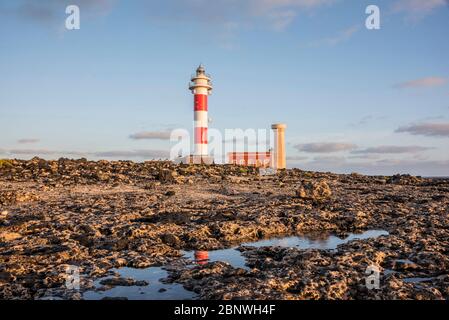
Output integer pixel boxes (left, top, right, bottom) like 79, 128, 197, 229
99, 277, 148, 287
0, 158, 448, 300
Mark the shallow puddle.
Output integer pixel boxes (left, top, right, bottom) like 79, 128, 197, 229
183, 230, 389, 269
83, 230, 389, 300
403, 277, 434, 284
83, 267, 196, 300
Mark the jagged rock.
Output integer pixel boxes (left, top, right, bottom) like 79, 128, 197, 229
0, 158, 447, 300
0, 232, 22, 241
158, 169, 178, 183
393, 260, 420, 271
296, 180, 332, 201
160, 233, 181, 246
387, 174, 422, 185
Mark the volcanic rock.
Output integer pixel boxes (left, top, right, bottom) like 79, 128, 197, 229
296, 180, 332, 201
0, 159, 447, 300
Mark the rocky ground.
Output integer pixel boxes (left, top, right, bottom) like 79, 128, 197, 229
0, 157, 448, 300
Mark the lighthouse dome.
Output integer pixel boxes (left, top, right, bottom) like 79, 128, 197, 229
196, 64, 206, 74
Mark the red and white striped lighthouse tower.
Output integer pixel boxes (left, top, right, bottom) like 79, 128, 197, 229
188, 64, 213, 163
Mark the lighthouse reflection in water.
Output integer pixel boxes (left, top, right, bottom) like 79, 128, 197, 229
194, 250, 209, 265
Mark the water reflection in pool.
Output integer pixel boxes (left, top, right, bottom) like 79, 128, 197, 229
83, 230, 389, 299
83, 267, 196, 300
183, 230, 389, 269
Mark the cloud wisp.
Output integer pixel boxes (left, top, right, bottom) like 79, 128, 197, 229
352, 145, 434, 154
294, 142, 357, 153
5, 148, 169, 159
17, 138, 40, 144
93, 150, 169, 159
286, 155, 309, 161
348, 115, 388, 127
396, 122, 449, 137
3, 0, 116, 26
391, 0, 448, 21
296, 157, 449, 176
8, 149, 86, 156
146, 0, 336, 32
308, 25, 359, 47
129, 130, 174, 140
394, 77, 448, 89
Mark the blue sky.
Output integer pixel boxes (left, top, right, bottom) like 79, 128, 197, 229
1, 0, 448, 175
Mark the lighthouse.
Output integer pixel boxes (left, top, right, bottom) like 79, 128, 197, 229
179, 65, 214, 164
190, 64, 212, 157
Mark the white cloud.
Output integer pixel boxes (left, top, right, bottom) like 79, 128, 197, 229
352, 145, 434, 154
396, 122, 449, 137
